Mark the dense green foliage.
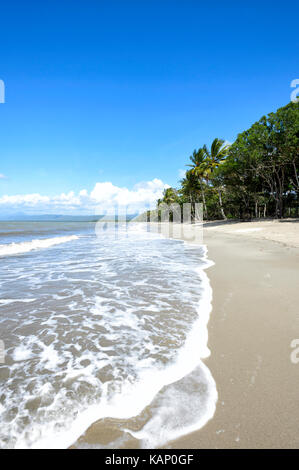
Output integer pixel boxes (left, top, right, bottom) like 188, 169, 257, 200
158, 101, 299, 220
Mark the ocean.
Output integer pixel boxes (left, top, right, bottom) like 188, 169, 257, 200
0, 221, 217, 448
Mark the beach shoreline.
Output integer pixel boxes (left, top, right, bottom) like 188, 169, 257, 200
73, 220, 299, 449
169, 221, 299, 448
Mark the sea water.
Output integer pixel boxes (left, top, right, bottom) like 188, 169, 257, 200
0, 221, 217, 448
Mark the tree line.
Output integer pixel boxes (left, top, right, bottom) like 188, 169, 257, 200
157, 101, 299, 220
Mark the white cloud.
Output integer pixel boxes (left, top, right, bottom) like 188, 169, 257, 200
0, 179, 169, 214
178, 169, 186, 178
0, 174, 6, 179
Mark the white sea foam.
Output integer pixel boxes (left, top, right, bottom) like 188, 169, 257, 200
18, 249, 216, 449
0, 224, 217, 449
0, 235, 78, 257
13, 344, 34, 362
0, 298, 36, 305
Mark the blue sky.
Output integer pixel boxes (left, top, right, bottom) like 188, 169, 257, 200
0, 0, 298, 213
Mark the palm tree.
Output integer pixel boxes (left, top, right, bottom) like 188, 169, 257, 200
203, 138, 229, 219
187, 148, 209, 219
157, 188, 180, 222
160, 187, 178, 205
180, 170, 201, 221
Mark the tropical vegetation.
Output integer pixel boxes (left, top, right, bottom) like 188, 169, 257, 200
158, 101, 299, 220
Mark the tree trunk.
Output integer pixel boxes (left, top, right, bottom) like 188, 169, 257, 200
279, 197, 283, 219
217, 188, 226, 220
200, 180, 208, 220
190, 193, 195, 223
275, 167, 285, 219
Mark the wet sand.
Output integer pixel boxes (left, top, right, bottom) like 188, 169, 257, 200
171, 221, 299, 448
74, 220, 299, 449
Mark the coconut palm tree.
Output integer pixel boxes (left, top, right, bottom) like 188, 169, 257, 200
187, 148, 209, 219
202, 138, 229, 219
160, 187, 178, 205
180, 170, 201, 221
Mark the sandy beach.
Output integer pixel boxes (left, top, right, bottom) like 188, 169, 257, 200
204, 218, 299, 248
73, 219, 299, 449
171, 219, 299, 448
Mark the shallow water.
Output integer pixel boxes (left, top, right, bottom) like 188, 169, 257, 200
0, 221, 217, 448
